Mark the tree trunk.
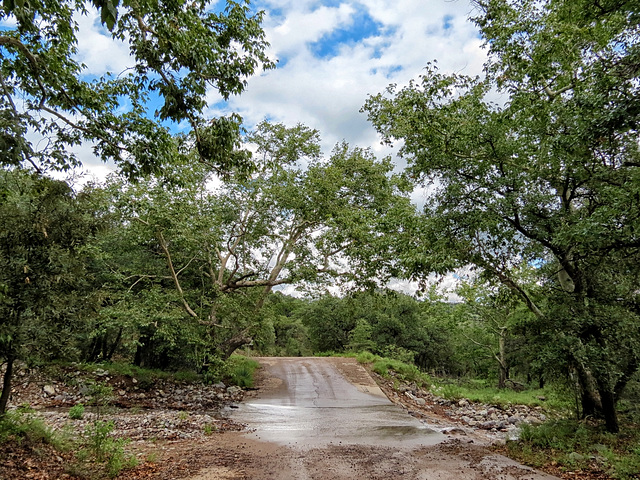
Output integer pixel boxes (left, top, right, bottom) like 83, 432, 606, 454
574, 364, 602, 418
599, 388, 619, 433
106, 327, 123, 361
0, 352, 15, 416
595, 376, 620, 433
497, 329, 508, 389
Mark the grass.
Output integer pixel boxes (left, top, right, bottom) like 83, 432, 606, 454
1, 406, 137, 479
0, 406, 66, 450
430, 381, 571, 411
505, 419, 640, 480
354, 351, 432, 388
224, 355, 260, 388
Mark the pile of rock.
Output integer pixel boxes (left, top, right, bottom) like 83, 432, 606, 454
38, 408, 243, 441
446, 398, 547, 431
7, 366, 245, 412
379, 379, 549, 438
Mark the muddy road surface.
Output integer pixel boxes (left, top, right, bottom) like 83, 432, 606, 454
186, 357, 559, 480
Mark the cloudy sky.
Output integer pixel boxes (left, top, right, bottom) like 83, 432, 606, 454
72, 0, 486, 170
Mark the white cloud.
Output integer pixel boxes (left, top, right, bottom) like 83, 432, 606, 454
74, 10, 133, 76
223, 0, 487, 156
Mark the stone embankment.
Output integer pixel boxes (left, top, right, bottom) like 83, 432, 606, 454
5, 365, 246, 441
374, 376, 549, 442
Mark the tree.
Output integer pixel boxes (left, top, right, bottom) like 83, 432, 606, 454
0, 0, 274, 178
0, 169, 99, 415
363, 0, 640, 432
456, 277, 535, 389
96, 122, 414, 361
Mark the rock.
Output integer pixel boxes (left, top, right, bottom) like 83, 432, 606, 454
442, 426, 466, 435
479, 420, 499, 430
43, 385, 56, 396
458, 399, 469, 407
227, 386, 242, 395
416, 398, 426, 406
461, 416, 476, 426
568, 452, 586, 462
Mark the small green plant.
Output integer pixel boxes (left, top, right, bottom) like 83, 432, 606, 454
178, 411, 189, 421
68, 404, 85, 420
84, 420, 137, 478
225, 355, 260, 388
0, 407, 67, 450
145, 451, 160, 463
86, 381, 114, 417
203, 423, 217, 435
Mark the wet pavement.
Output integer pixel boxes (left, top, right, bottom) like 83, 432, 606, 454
230, 357, 447, 447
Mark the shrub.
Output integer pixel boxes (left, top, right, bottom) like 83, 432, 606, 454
68, 404, 85, 420
225, 355, 260, 388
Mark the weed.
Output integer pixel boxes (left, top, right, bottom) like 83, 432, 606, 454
68, 404, 85, 420
507, 420, 640, 480
146, 451, 160, 463
225, 355, 260, 388
83, 419, 137, 478
178, 411, 189, 421
203, 423, 218, 435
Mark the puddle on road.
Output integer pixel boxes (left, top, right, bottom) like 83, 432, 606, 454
227, 403, 446, 448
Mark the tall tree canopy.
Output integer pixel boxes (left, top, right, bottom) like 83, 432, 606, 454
0, 0, 274, 178
363, 0, 640, 432
91, 122, 415, 363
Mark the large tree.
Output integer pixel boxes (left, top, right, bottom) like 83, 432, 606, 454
363, 0, 640, 432
0, 0, 274, 178
95, 122, 414, 361
0, 169, 99, 415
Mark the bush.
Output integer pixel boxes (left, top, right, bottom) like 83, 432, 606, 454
225, 355, 260, 388
68, 404, 85, 420
0, 407, 66, 450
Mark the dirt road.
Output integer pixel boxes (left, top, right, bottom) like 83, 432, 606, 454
185, 357, 560, 480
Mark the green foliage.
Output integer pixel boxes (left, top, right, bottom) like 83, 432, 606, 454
0, 407, 60, 447
0, 0, 275, 177
0, 169, 101, 413
68, 404, 85, 420
83, 420, 137, 478
363, 0, 640, 433
224, 355, 259, 388
508, 420, 640, 479
86, 382, 114, 417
